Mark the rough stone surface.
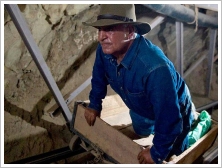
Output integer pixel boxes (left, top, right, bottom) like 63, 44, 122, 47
4, 4, 218, 163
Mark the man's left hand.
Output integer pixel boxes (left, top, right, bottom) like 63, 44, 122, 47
138, 145, 155, 164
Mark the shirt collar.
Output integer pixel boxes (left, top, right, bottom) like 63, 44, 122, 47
121, 34, 141, 70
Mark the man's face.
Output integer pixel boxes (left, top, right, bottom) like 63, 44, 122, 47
97, 24, 132, 57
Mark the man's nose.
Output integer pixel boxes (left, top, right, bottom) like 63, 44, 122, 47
98, 30, 106, 41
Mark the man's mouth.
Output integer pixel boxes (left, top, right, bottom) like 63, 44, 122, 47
101, 42, 111, 47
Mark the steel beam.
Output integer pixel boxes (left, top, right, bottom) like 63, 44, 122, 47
65, 76, 92, 105
183, 54, 206, 78
176, 21, 184, 77
50, 76, 92, 118
206, 29, 217, 96
5, 4, 72, 123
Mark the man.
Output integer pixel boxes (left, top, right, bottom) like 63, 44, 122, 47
82, 4, 195, 164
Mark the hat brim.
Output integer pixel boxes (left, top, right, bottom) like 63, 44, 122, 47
83, 19, 151, 35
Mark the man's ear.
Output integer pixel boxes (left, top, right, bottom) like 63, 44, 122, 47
128, 25, 136, 39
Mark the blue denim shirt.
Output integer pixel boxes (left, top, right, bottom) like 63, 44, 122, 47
88, 34, 193, 163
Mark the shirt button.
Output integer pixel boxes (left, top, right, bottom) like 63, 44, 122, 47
118, 72, 120, 76
120, 87, 123, 90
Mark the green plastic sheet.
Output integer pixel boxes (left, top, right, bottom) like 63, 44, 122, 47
188, 110, 212, 147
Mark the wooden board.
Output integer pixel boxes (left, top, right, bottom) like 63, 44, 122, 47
73, 104, 142, 164
74, 104, 218, 164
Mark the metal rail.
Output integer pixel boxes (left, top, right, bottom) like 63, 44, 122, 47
9, 146, 86, 164
196, 101, 218, 112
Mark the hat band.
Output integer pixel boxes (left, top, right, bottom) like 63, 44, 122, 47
97, 14, 133, 22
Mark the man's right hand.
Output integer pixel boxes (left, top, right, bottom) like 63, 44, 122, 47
84, 107, 100, 126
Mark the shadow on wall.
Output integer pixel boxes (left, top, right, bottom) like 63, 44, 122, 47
4, 41, 99, 163
56, 41, 98, 90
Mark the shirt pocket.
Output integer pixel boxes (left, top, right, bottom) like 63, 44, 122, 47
126, 88, 152, 111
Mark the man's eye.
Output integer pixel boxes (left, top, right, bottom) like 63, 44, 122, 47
104, 26, 115, 32
108, 27, 113, 31
98, 26, 115, 32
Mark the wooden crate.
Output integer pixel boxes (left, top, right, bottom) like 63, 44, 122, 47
73, 104, 218, 164
170, 119, 218, 163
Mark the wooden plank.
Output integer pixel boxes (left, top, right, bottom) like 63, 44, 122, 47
172, 120, 218, 164
74, 103, 218, 164
74, 104, 141, 164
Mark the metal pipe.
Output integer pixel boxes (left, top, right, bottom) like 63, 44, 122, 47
196, 101, 218, 112
143, 4, 218, 29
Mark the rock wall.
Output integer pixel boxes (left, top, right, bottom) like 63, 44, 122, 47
4, 4, 218, 163
4, 4, 100, 163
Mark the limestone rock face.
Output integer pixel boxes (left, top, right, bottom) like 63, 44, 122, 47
66, 4, 90, 16
42, 4, 68, 24
4, 4, 218, 163
4, 4, 99, 163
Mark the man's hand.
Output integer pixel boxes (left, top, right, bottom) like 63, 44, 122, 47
84, 107, 100, 126
138, 145, 155, 164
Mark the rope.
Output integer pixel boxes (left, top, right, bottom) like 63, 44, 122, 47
187, 5, 199, 32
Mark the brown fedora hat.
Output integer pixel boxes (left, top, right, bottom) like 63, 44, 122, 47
83, 4, 151, 35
